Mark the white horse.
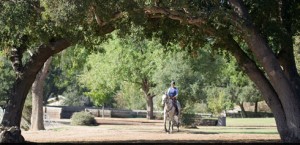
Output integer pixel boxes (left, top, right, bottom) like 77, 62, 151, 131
162, 94, 181, 133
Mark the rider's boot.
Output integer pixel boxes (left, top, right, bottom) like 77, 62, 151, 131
175, 105, 178, 116
172, 99, 179, 116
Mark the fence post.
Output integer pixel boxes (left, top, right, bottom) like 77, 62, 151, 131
217, 111, 226, 126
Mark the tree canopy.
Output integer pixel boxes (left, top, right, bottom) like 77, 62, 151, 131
1, 0, 300, 143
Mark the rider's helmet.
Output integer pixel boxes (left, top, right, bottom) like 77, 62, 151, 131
171, 81, 175, 85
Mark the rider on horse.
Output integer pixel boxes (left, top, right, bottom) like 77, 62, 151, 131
167, 81, 179, 116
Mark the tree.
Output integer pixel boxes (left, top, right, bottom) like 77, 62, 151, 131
222, 56, 263, 117
152, 44, 224, 112
1, 0, 300, 142
44, 45, 91, 106
80, 31, 163, 119
30, 57, 52, 131
240, 83, 263, 114
115, 82, 146, 110
0, 51, 14, 108
206, 87, 232, 115
143, 0, 300, 142
113, 31, 162, 119
0, 0, 127, 142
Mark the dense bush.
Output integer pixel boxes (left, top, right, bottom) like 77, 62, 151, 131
70, 111, 97, 126
62, 87, 93, 107
181, 113, 196, 127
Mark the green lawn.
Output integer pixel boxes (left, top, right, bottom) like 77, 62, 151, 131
190, 118, 278, 135
193, 126, 278, 134
226, 118, 276, 127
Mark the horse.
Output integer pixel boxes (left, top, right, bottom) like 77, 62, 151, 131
162, 94, 181, 133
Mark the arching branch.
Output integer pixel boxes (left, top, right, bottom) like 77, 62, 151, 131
144, 6, 206, 27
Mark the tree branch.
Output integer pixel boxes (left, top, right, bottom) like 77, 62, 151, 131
9, 35, 29, 76
91, 5, 124, 27
144, 6, 206, 27
23, 39, 71, 78
228, 0, 251, 21
223, 35, 288, 138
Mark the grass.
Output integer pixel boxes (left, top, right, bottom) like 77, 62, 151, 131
226, 118, 276, 127
192, 126, 278, 134
49, 127, 68, 132
188, 118, 279, 135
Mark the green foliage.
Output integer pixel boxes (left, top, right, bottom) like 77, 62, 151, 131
180, 101, 208, 127
80, 29, 164, 108
206, 87, 232, 115
0, 0, 40, 47
152, 44, 224, 109
114, 82, 146, 110
181, 113, 196, 127
0, 51, 14, 102
79, 51, 117, 107
45, 45, 89, 104
222, 55, 263, 105
294, 36, 300, 73
61, 86, 92, 107
112, 29, 163, 86
70, 111, 97, 126
21, 94, 32, 131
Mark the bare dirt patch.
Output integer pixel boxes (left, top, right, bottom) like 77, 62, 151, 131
22, 118, 281, 143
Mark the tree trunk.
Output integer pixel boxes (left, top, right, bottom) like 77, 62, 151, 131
254, 101, 258, 113
238, 102, 247, 118
229, 0, 300, 142
141, 78, 155, 119
146, 96, 154, 119
147, 2, 300, 142
224, 35, 290, 142
243, 12, 300, 144
30, 57, 52, 131
277, 0, 300, 96
0, 39, 70, 143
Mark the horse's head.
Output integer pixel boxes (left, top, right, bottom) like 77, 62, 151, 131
162, 94, 172, 106
162, 94, 167, 105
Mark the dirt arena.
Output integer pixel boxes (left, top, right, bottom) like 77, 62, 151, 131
22, 118, 281, 143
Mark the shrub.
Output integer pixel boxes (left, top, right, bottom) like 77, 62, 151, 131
70, 111, 97, 126
181, 113, 196, 127
62, 87, 92, 107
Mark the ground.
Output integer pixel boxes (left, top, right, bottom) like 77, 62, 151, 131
22, 118, 280, 143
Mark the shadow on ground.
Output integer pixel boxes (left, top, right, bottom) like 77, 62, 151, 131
26, 139, 281, 144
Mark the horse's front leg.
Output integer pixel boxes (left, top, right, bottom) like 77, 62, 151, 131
172, 121, 174, 131
174, 116, 180, 132
168, 120, 171, 134
177, 119, 179, 132
169, 118, 173, 134
177, 120, 180, 132
164, 113, 168, 132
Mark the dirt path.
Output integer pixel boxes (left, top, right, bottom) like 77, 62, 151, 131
22, 118, 281, 143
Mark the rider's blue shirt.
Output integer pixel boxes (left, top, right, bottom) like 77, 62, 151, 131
167, 87, 178, 97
